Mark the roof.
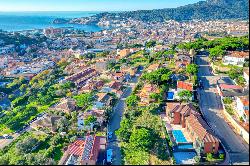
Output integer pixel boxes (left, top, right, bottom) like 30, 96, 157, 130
177, 81, 193, 91
166, 103, 199, 117
80, 135, 106, 162
219, 84, 242, 90
225, 51, 249, 59
186, 114, 219, 143
96, 93, 108, 102
52, 98, 76, 113
244, 68, 249, 76
147, 63, 160, 71
109, 81, 122, 90
238, 96, 249, 107
31, 115, 62, 132
68, 139, 85, 156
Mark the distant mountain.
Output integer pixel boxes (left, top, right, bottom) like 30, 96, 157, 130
115, 0, 249, 22
56, 0, 249, 24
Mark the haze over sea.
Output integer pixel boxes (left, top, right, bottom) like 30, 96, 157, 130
0, 11, 105, 32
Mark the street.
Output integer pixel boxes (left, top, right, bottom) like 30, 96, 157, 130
0, 126, 31, 149
196, 55, 249, 165
106, 68, 143, 165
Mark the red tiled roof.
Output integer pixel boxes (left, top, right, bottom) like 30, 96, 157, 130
226, 51, 249, 58
177, 81, 193, 91
68, 140, 85, 156
186, 114, 219, 143
238, 96, 249, 107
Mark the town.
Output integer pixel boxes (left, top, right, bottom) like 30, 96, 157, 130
0, 18, 249, 165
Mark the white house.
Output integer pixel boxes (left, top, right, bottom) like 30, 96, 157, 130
222, 51, 249, 67
236, 96, 249, 123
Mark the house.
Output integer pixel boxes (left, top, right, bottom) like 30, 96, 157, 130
80, 80, 105, 93
30, 114, 63, 133
108, 81, 123, 98
243, 69, 249, 86
165, 103, 199, 128
78, 109, 105, 131
50, 98, 77, 114
95, 60, 108, 72
177, 81, 193, 92
59, 135, 106, 165
236, 96, 249, 123
217, 83, 243, 98
117, 49, 131, 58
94, 92, 112, 109
138, 84, 160, 106
112, 72, 125, 82
80, 135, 106, 165
185, 114, 220, 155
222, 51, 249, 67
147, 63, 160, 72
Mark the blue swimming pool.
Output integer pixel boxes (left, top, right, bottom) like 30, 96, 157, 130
172, 130, 188, 143
167, 92, 174, 100
177, 144, 193, 149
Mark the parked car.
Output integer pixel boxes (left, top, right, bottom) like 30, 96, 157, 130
107, 149, 113, 164
108, 132, 113, 139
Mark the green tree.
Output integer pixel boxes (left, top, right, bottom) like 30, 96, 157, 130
57, 117, 70, 132
115, 118, 133, 142
126, 95, 139, 108
146, 40, 156, 48
84, 115, 97, 126
209, 46, 225, 61
16, 136, 38, 154
73, 93, 93, 108
129, 128, 155, 151
186, 64, 198, 76
178, 90, 193, 102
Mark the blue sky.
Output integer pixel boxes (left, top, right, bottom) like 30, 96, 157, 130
0, 0, 201, 11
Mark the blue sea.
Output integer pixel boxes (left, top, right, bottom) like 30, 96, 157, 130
0, 11, 106, 32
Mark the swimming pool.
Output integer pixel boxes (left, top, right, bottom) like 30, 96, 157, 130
173, 152, 197, 164
177, 144, 193, 149
167, 92, 174, 100
172, 130, 188, 143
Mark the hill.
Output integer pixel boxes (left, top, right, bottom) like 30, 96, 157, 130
116, 0, 249, 22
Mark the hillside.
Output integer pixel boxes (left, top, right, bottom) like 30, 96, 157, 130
56, 0, 249, 24
116, 0, 249, 22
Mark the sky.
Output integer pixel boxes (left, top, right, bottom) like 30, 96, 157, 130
0, 0, 201, 12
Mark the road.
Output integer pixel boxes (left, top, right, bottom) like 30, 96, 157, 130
196, 54, 249, 165
0, 126, 31, 149
107, 68, 143, 165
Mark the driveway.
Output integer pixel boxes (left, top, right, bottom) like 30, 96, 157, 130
107, 68, 143, 165
196, 55, 249, 165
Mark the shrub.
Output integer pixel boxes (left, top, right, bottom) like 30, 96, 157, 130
223, 97, 233, 104
219, 154, 225, 160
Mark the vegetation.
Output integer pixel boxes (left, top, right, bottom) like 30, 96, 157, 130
178, 90, 193, 102
223, 97, 233, 104
116, 101, 170, 165
93, 0, 249, 22
225, 105, 234, 115
73, 93, 94, 109
0, 64, 73, 134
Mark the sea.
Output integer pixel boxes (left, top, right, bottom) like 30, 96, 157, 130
0, 11, 106, 32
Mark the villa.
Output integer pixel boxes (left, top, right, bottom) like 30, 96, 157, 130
165, 103, 200, 128
138, 84, 160, 106
185, 114, 220, 155
222, 51, 249, 67
236, 96, 249, 123
59, 135, 106, 165
50, 98, 77, 114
